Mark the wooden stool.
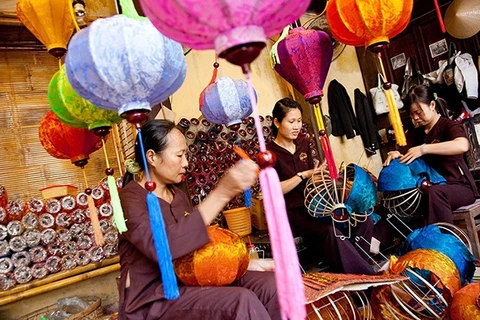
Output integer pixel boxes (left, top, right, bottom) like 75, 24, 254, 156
452, 199, 480, 259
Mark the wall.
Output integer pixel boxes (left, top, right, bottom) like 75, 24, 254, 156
170, 35, 384, 176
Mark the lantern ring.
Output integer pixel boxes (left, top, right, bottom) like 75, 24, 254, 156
366, 36, 390, 49
119, 101, 152, 116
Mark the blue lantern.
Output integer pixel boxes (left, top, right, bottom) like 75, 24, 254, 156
65, 15, 186, 115
64, 13, 187, 300
200, 77, 256, 127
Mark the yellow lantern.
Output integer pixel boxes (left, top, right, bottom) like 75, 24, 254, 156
17, 0, 75, 58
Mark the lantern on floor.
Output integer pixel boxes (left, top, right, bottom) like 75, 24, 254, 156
174, 225, 249, 286
49, 65, 127, 234
327, 0, 413, 146
450, 283, 480, 319
272, 27, 337, 178
17, 0, 75, 58
138, 1, 310, 317
64, 5, 187, 299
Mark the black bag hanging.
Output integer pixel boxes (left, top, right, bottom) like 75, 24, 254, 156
401, 57, 429, 99
443, 42, 457, 86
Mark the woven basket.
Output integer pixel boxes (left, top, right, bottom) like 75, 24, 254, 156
223, 207, 252, 236
17, 296, 102, 320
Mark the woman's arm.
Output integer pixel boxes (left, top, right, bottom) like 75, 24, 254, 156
197, 160, 259, 225
399, 137, 469, 164
279, 160, 322, 194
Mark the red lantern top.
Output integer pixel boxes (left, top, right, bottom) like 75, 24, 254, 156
39, 111, 102, 167
326, 0, 413, 48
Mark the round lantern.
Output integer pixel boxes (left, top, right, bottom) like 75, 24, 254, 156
450, 282, 480, 319
274, 27, 333, 104
378, 159, 446, 217
49, 65, 122, 132
174, 225, 249, 286
326, 0, 413, 48
39, 111, 102, 167
200, 77, 256, 127
65, 15, 186, 116
17, 0, 75, 58
139, 0, 311, 71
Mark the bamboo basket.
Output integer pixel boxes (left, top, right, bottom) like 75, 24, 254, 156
223, 207, 252, 236
17, 296, 102, 320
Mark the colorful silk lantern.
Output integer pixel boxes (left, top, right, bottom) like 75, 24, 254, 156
174, 225, 249, 286
65, 15, 186, 116
49, 65, 127, 234
450, 282, 480, 319
327, 0, 413, 146
64, 5, 187, 299
200, 77, 255, 127
272, 27, 338, 179
139, 1, 310, 317
39, 111, 102, 168
17, 0, 75, 58
49, 65, 122, 132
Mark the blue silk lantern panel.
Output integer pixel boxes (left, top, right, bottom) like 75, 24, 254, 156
200, 77, 256, 127
403, 224, 476, 285
378, 158, 446, 192
344, 164, 377, 215
65, 15, 186, 116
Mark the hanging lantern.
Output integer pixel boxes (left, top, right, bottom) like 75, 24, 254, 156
201, 77, 256, 128
17, 0, 75, 58
64, 6, 187, 300
327, 0, 413, 146
139, 0, 311, 73
49, 65, 127, 234
326, 0, 413, 48
49, 65, 122, 132
274, 28, 333, 104
138, 1, 310, 317
39, 111, 102, 168
65, 15, 186, 116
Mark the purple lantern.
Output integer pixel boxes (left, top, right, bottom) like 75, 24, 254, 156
274, 27, 333, 104
200, 77, 256, 127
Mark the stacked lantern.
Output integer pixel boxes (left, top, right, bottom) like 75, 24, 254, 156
327, 0, 413, 146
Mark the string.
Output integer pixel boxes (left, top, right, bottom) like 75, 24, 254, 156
68, 0, 81, 32
101, 138, 111, 168
111, 124, 124, 175
82, 168, 89, 187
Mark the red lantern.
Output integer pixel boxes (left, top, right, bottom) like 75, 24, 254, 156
39, 111, 102, 167
174, 225, 249, 286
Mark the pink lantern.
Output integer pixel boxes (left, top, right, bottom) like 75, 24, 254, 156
139, 1, 310, 319
139, 0, 311, 72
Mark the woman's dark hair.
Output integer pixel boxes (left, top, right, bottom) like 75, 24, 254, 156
123, 119, 177, 186
404, 85, 448, 118
271, 97, 303, 137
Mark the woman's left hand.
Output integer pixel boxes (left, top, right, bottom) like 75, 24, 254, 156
247, 259, 275, 272
399, 145, 424, 164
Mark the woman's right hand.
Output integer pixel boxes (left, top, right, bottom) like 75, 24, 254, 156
302, 160, 325, 179
216, 160, 259, 198
383, 150, 402, 166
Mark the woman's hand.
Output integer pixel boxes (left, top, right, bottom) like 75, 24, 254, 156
247, 258, 275, 272
399, 145, 424, 164
216, 160, 259, 199
302, 160, 324, 179
383, 150, 402, 166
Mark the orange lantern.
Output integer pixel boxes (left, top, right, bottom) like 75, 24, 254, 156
327, 0, 413, 146
174, 225, 249, 286
450, 282, 480, 319
17, 0, 75, 58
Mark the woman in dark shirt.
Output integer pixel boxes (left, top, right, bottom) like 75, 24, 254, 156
384, 85, 479, 224
266, 97, 375, 275
118, 120, 280, 320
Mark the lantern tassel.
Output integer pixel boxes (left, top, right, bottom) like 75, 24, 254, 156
87, 194, 105, 246
245, 72, 306, 320
136, 129, 179, 300
107, 175, 128, 233
433, 0, 446, 33
385, 88, 406, 146
313, 104, 338, 179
